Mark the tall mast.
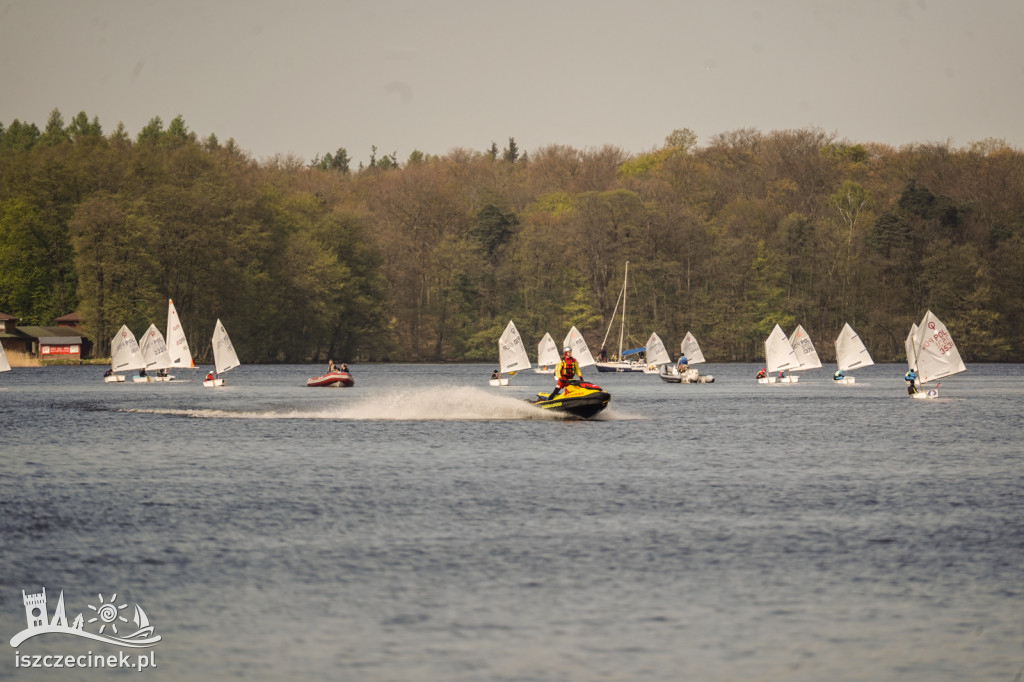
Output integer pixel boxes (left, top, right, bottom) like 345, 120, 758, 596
618, 261, 629, 358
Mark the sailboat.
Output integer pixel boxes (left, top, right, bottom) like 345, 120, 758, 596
204, 319, 240, 387
787, 324, 822, 381
758, 324, 799, 384
489, 320, 531, 386
126, 604, 155, 640
106, 325, 144, 382
905, 322, 919, 376
660, 332, 714, 383
562, 325, 597, 368
138, 324, 173, 382
166, 298, 194, 372
680, 332, 706, 366
534, 332, 559, 374
595, 261, 645, 372
906, 310, 966, 399
833, 323, 874, 384
0, 341, 11, 374
641, 332, 671, 374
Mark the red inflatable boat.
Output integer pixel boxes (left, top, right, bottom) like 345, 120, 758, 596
305, 370, 354, 387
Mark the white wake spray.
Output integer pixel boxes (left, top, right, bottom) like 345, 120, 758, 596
123, 386, 610, 421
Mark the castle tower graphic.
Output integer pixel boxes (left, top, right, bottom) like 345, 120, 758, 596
23, 588, 47, 628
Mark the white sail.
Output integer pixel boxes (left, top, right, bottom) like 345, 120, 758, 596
905, 322, 919, 371
680, 332, 706, 365
498, 320, 531, 375
111, 325, 145, 372
166, 299, 193, 368
0, 342, 10, 372
133, 604, 151, 630
537, 332, 560, 368
788, 325, 822, 371
765, 324, 798, 373
212, 319, 240, 375
644, 332, 671, 366
913, 310, 966, 384
563, 326, 596, 368
835, 323, 874, 372
139, 324, 173, 370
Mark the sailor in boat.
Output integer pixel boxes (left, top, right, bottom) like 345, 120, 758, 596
206, 370, 215, 382
490, 369, 500, 380
340, 363, 348, 372
327, 359, 337, 373
756, 368, 767, 380
904, 369, 918, 395
547, 346, 581, 401
678, 354, 688, 368
833, 369, 844, 381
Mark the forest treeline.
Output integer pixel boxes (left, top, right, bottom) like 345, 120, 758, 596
1, 109, 1022, 363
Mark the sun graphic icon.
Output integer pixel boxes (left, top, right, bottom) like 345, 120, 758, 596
87, 593, 128, 634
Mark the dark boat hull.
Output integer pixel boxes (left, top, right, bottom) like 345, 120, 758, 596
306, 371, 354, 387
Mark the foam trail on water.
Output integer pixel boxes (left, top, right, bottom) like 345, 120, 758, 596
330, 386, 561, 420
124, 386, 623, 421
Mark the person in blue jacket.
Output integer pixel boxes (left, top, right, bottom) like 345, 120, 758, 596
904, 369, 918, 395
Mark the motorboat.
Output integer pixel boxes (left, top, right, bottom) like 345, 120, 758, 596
306, 370, 354, 387
659, 364, 714, 383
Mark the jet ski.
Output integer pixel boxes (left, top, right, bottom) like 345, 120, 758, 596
531, 380, 610, 419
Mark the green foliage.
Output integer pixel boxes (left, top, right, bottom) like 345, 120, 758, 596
898, 179, 936, 219
503, 137, 519, 163
471, 204, 518, 262
530, 192, 574, 216
137, 116, 164, 144
820, 143, 868, 164
42, 109, 70, 146
0, 120, 41, 152
563, 285, 602, 336
618, 149, 671, 179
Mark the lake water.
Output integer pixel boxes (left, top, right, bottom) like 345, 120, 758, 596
1, 362, 1022, 681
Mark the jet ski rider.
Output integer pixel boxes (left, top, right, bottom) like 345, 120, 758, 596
548, 345, 582, 400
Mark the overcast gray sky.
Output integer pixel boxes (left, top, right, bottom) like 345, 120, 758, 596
2, 0, 1023, 166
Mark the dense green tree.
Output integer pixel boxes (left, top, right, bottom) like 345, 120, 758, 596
69, 192, 159, 354
503, 137, 519, 164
